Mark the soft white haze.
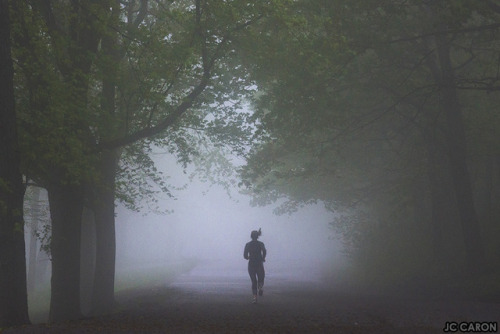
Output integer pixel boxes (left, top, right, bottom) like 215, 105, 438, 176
115, 153, 344, 281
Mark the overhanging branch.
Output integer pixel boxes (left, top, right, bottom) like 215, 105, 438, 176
388, 23, 500, 44
98, 73, 210, 150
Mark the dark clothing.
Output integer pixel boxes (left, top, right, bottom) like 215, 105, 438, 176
244, 240, 266, 265
244, 240, 266, 295
248, 263, 265, 295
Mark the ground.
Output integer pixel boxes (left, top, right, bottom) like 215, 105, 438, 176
3, 260, 499, 333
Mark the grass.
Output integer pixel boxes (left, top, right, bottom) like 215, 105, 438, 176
26, 258, 198, 324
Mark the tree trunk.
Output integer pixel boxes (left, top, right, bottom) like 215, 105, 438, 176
80, 207, 96, 316
47, 183, 84, 322
0, 0, 30, 326
91, 3, 121, 313
435, 33, 486, 273
91, 150, 119, 315
27, 224, 38, 296
474, 156, 494, 228
27, 187, 42, 297
427, 147, 445, 261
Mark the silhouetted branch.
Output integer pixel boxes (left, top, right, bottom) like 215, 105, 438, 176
99, 73, 210, 149
389, 23, 500, 44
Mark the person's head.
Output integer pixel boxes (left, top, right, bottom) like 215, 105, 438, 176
251, 228, 262, 240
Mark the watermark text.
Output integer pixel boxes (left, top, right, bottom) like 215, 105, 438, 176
443, 322, 498, 333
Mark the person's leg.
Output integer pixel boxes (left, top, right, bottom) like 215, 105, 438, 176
256, 264, 265, 296
248, 265, 258, 296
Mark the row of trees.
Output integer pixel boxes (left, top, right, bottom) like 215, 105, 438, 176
4, 0, 499, 327
240, 0, 500, 286
1, 0, 278, 326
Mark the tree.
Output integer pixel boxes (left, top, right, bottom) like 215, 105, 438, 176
86, 0, 263, 315
11, 0, 267, 320
0, 0, 30, 326
239, 0, 500, 282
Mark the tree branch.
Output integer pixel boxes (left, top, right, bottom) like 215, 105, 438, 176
388, 23, 500, 44
132, 0, 148, 28
99, 73, 210, 150
99, 1, 262, 150
486, 0, 500, 14
456, 85, 500, 91
36, 0, 61, 36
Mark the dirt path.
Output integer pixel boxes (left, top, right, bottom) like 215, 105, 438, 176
4, 260, 500, 333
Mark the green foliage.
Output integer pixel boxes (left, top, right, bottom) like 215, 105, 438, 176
239, 0, 500, 286
11, 0, 276, 212
116, 143, 177, 214
23, 186, 52, 256
11, 0, 100, 186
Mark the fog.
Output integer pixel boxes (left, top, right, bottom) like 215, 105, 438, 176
115, 153, 344, 283
24, 151, 345, 323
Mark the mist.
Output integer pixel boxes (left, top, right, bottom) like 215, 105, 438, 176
23, 152, 345, 324
6, 0, 500, 331
115, 153, 344, 284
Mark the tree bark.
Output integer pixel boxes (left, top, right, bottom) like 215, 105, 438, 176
27, 187, 42, 297
0, 0, 30, 326
35, 1, 105, 321
80, 207, 96, 315
426, 141, 445, 261
91, 150, 119, 315
90, 4, 121, 313
47, 183, 84, 322
434, 33, 486, 273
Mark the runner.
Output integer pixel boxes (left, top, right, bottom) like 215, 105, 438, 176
243, 228, 266, 303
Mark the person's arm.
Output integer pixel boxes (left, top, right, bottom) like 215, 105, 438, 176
261, 242, 266, 262
244, 243, 249, 260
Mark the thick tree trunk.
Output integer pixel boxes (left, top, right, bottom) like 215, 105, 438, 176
91, 4, 121, 314
91, 150, 119, 315
27, 224, 38, 296
80, 207, 96, 315
426, 145, 445, 261
0, 0, 30, 326
435, 34, 486, 273
27, 187, 42, 297
474, 156, 494, 227
47, 183, 84, 322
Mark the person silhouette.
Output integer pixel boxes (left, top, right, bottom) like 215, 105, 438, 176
244, 228, 266, 303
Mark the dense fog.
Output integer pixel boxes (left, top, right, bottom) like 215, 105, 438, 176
115, 153, 343, 281
23, 152, 344, 322
6, 1, 500, 330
